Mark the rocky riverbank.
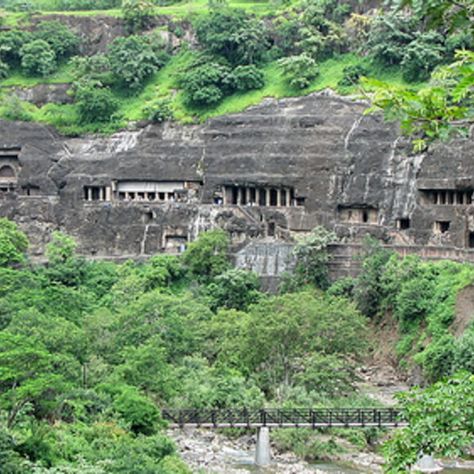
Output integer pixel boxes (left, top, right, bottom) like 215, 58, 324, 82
168, 427, 324, 473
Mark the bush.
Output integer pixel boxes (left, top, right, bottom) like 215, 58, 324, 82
182, 229, 230, 280
338, 64, 368, 87
179, 57, 231, 106
112, 386, 162, 435
367, 12, 416, 66
74, 82, 119, 123
144, 97, 173, 122
226, 64, 264, 91
0, 59, 9, 79
206, 268, 261, 311
0, 218, 29, 267
401, 31, 445, 82
121, 0, 155, 33
0, 94, 32, 121
34, 21, 80, 59
277, 53, 319, 89
194, 8, 269, 66
453, 329, 474, 373
108, 35, 168, 92
20, 39, 57, 76
0, 29, 33, 65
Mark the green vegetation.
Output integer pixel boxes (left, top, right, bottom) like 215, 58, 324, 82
0, 220, 373, 471
1, 0, 461, 134
384, 372, 474, 473
337, 238, 474, 382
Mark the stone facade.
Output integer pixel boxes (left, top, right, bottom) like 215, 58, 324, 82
1, 91, 474, 276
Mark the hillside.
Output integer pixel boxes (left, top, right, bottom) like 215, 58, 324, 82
0, 1, 473, 473
1, 0, 462, 135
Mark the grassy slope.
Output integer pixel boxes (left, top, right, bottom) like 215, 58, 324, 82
0, 49, 421, 134
0, 1, 422, 134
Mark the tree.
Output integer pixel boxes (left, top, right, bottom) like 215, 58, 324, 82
20, 39, 56, 76
34, 21, 80, 59
241, 291, 368, 394
383, 372, 474, 473
0, 332, 66, 427
121, 0, 155, 32
291, 226, 336, 289
0, 29, 32, 65
0, 218, 28, 267
206, 268, 261, 311
400, 31, 445, 82
194, 9, 269, 66
74, 80, 119, 123
365, 49, 474, 151
226, 64, 265, 91
364, 0, 474, 149
178, 57, 231, 106
277, 53, 319, 89
182, 229, 230, 280
108, 35, 168, 92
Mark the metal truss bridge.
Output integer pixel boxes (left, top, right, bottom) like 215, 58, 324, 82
162, 408, 407, 429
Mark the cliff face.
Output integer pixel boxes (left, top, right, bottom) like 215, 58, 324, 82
1, 92, 473, 272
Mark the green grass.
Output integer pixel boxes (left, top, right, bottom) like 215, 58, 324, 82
2, 0, 277, 22
0, 62, 75, 87
0, 50, 425, 135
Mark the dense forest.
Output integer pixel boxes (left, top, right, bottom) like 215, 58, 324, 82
0, 220, 473, 472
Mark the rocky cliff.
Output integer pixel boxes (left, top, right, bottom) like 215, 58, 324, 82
1, 91, 473, 276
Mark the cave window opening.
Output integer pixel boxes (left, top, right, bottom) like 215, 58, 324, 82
268, 222, 276, 237
362, 210, 369, 223
241, 187, 247, 205
281, 190, 287, 207
295, 197, 305, 207
469, 232, 474, 248
435, 221, 450, 233
232, 187, 238, 205
143, 211, 153, 224
269, 189, 277, 206
398, 218, 410, 230
249, 188, 256, 204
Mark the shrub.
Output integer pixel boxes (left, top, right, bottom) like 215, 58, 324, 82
74, 82, 119, 123
401, 31, 445, 82
226, 64, 264, 91
144, 97, 173, 122
453, 329, 474, 373
367, 12, 416, 66
338, 64, 368, 87
0, 94, 32, 121
0, 29, 33, 65
182, 229, 230, 280
179, 58, 231, 106
20, 39, 57, 76
194, 8, 269, 66
277, 53, 319, 89
0, 59, 9, 79
206, 268, 261, 311
108, 35, 168, 92
112, 386, 162, 435
121, 0, 155, 33
34, 21, 80, 59
0, 218, 29, 267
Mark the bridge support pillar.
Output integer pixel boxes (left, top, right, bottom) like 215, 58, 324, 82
255, 427, 271, 466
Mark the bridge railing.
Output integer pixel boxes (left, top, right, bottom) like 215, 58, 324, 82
162, 408, 407, 428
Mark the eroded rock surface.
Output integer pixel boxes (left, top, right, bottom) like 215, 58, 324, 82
1, 92, 474, 276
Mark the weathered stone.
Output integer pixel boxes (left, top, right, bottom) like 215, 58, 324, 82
1, 92, 474, 277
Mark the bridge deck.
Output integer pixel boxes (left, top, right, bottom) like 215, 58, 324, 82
162, 408, 407, 429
